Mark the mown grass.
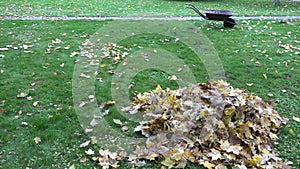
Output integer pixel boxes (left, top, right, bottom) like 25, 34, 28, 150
0, 19, 299, 168
0, 0, 299, 17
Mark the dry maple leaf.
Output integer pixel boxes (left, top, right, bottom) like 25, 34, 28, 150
17, 92, 28, 98
33, 137, 41, 144
293, 116, 300, 122
79, 39, 290, 169
113, 119, 123, 126
80, 140, 90, 148
85, 149, 95, 155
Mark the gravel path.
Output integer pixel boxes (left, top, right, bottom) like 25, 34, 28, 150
1, 15, 300, 21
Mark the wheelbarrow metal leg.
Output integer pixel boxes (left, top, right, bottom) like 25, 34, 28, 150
224, 18, 236, 28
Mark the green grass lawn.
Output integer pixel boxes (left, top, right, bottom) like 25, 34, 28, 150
0, 19, 299, 168
0, 0, 299, 17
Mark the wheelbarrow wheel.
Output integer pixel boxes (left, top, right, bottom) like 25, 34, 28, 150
224, 18, 236, 28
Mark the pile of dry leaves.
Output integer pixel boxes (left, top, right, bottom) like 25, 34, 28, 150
92, 80, 290, 168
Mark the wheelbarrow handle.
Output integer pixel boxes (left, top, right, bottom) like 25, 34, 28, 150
186, 3, 208, 20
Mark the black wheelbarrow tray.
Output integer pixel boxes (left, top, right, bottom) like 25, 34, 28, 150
186, 3, 236, 28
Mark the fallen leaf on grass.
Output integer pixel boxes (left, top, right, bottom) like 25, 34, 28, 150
80, 140, 90, 148
91, 136, 97, 144
84, 128, 93, 133
88, 95, 95, 102
21, 122, 28, 126
90, 119, 98, 127
168, 75, 178, 80
89, 60, 99, 66
85, 149, 95, 155
26, 96, 33, 100
0, 48, 9, 51
113, 119, 123, 126
79, 101, 87, 107
52, 39, 62, 44
106, 100, 115, 106
64, 45, 70, 50
80, 73, 90, 79
34, 137, 41, 144
263, 74, 267, 79
80, 157, 87, 163
17, 92, 28, 98
70, 51, 79, 57
292, 116, 300, 122
121, 126, 128, 132
33, 101, 39, 107
69, 164, 75, 169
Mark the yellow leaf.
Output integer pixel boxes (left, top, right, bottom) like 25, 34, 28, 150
246, 154, 261, 166
200, 110, 206, 118
224, 106, 235, 116
33, 101, 39, 107
293, 116, 300, 122
106, 100, 115, 106
218, 121, 226, 129
172, 152, 183, 161
154, 85, 163, 92
263, 74, 267, 79
111, 163, 119, 168
262, 149, 270, 155
91, 136, 97, 144
269, 133, 278, 140
17, 92, 28, 98
146, 140, 152, 148
147, 153, 159, 161
289, 129, 294, 135
204, 161, 215, 169
34, 137, 41, 144
285, 45, 291, 50
161, 157, 174, 168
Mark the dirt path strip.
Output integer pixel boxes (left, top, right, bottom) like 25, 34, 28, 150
1, 16, 300, 21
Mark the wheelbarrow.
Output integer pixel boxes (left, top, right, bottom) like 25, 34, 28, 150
186, 3, 236, 28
